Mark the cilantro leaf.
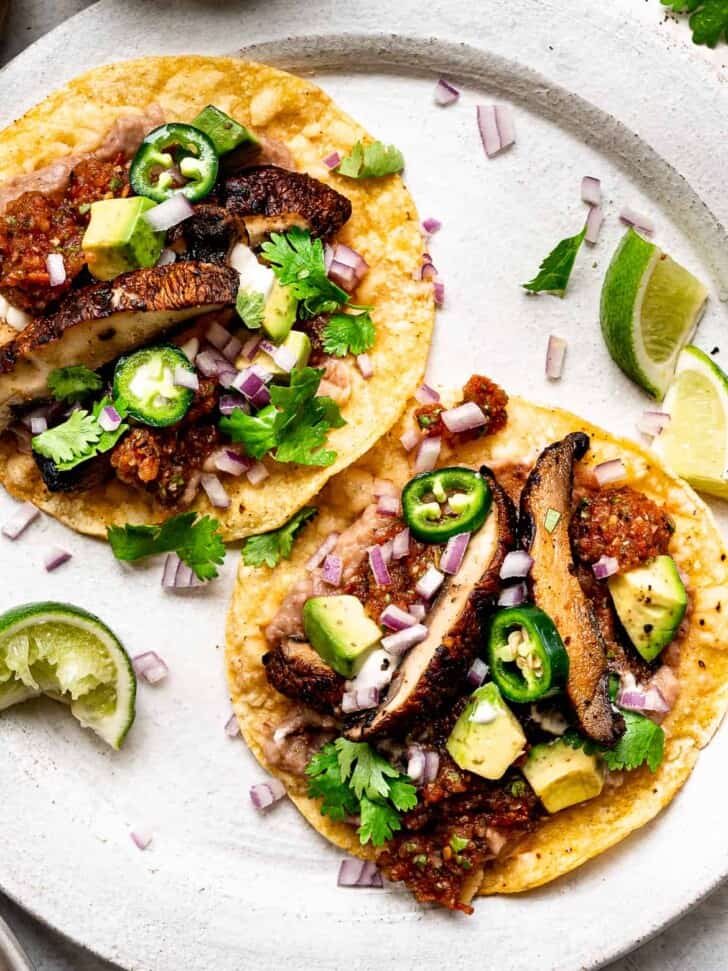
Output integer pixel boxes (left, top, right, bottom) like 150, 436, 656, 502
107, 512, 226, 580
236, 289, 265, 329
47, 365, 103, 401
337, 739, 400, 800
359, 796, 403, 846
522, 225, 587, 297
337, 140, 405, 179
322, 310, 376, 357
261, 227, 348, 317
32, 409, 101, 465
305, 744, 359, 822
388, 777, 418, 813
563, 709, 665, 773
661, 0, 728, 46
241, 506, 317, 568
220, 405, 278, 460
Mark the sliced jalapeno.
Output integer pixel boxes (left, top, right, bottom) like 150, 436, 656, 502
487, 605, 569, 703
401, 467, 491, 543
113, 345, 195, 427
130, 123, 219, 203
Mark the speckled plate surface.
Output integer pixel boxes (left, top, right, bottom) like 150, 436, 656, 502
1, 2, 728, 970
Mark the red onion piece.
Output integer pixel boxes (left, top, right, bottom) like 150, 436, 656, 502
380, 540, 394, 564
440, 531, 471, 575
466, 657, 489, 688
400, 427, 421, 453
356, 353, 374, 379
130, 828, 153, 851
620, 206, 654, 235
494, 105, 516, 150
46, 253, 66, 287
415, 383, 440, 404
434, 78, 460, 106
423, 750, 440, 784
214, 449, 252, 477
376, 494, 400, 517
246, 462, 269, 486
379, 604, 417, 631
225, 712, 241, 737
414, 435, 441, 473
392, 527, 410, 561
498, 582, 527, 607
222, 336, 243, 362
441, 401, 486, 433
219, 393, 249, 417
369, 545, 392, 586
306, 531, 340, 571
272, 343, 298, 373
2, 501, 39, 539
407, 746, 426, 783
329, 259, 357, 291
499, 550, 534, 580
43, 546, 71, 572
171, 366, 199, 392
201, 473, 230, 509
617, 681, 670, 715
638, 410, 671, 437
206, 321, 232, 352
337, 858, 384, 888
422, 217, 442, 234
322, 554, 343, 586
592, 554, 619, 580
156, 247, 176, 267
195, 348, 238, 388
381, 623, 428, 656
233, 366, 272, 403
477, 105, 501, 157
328, 244, 368, 291
324, 151, 341, 169
433, 280, 445, 306
143, 193, 194, 231
240, 334, 262, 361
415, 565, 444, 600
373, 478, 398, 498
545, 335, 568, 380
594, 458, 626, 487
99, 404, 122, 432
250, 778, 286, 811
180, 337, 199, 363
585, 204, 604, 245
581, 176, 602, 207
161, 553, 205, 589
420, 260, 438, 282
342, 686, 380, 713
30, 415, 47, 434
132, 651, 169, 685
409, 603, 426, 623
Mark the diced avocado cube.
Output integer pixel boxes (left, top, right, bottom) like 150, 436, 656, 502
523, 739, 604, 813
607, 555, 687, 662
303, 595, 381, 678
253, 331, 311, 379
82, 197, 164, 281
191, 105, 259, 155
446, 682, 526, 781
262, 279, 298, 341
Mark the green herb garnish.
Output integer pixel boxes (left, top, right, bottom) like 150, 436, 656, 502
523, 226, 587, 297
47, 365, 103, 402
322, 310, 376, 358
661, 0, 728, 46
261, 227, 348, 318
32, 397, 128, 471
563, 708, 665, 773
107, 512, 226, 581
242, 506, 317, 568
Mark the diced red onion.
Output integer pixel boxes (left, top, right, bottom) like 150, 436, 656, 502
132, 651, 169, 685
420, 260, 438, 282
30, 415, 47, 434
342, 686, 380, 713
373, 478, 398, 498
382, 623, 428, 656
46, 253, 66, 287
466, 657, 489, 688
337, 859, 384, 888
219, 393, 249, 417
323, 151, 341, 169
225, 712, 241, 738
195, 348, 237, 386
592, 555, 619, 580
201, 473, 230, 509
379, 604, 417, 631
369, 545, 392, 586
498, 582, 527, 607
499, 550, 533, 580
2, 501, 39, 539
272, 343, 298, 373
322, 554, 343, 586
441, 401, 486, 433
156, 247, 176, 267
617, 686, 669, 715
414, 435, 441, 473
423, 750, 440, 784
306, 531, 340, 571
581, 176, 602, 207
222, 336, 243, 362
407, 745, 426, 782
377, 494, 400, 517
180, 337, 199, 363
246, 462, 269, 486
329, 260, 357, 292
494, 105, 516, 150
594, 458, 626, 487
392, 527, 410, 560
332, 243, 369, 278
415, 565, 444, 600
545, 335, 568, 380
143, 193, 194, 231
422, 217, 442, 235
173, 366, 199, 392
44, 546, 71, 572
250, 778, 286, 811
620, 206, 654, 235
434, 78, 460, 106
206, 321, 232, 352
433, 280, 445, 306
585, 204, 604, 245
22, 406, 49, 431
477, 105, 501, 158
130, 828, 153, 851
240, 334, 262, 360
99, 404, 122, 432
440, 531, 471, 575
380, 540, 394, 564
161, 553, 205, 589
356, 353, 374, 379
233, 365, 272, 403
213, 448, 252, 477
409, 603, 426, 622
415, 383, 440, 404
324, 243, 334, 272
400, 427, 421, 453
638, 410, 671, 437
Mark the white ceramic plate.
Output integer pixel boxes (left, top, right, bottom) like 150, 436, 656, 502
1, 3, 728, 970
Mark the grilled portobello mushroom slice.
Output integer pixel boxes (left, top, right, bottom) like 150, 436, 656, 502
263, 638, 345, 715
519, 433, 624, 745
170, 205, 249, 263
33, 450, 112, 493
0, 261, 238, 431
223, 165, 352, 245
347, 468, 516, 740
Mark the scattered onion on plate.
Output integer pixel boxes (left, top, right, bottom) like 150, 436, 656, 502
337, 858, 384, 888
433, 78, 460, 106
132, 651, 169, 685
250, 778, 287, 811
545, 335, 568, 380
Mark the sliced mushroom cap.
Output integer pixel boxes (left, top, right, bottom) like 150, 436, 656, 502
0, 261, 239, 431
263, 638, 345, 716
347, 468, 517, 740
519, 433, 624, 745
170, 205, 249, 263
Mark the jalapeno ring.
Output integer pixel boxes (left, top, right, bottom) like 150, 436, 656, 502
401, 467, 491, 543
130, 123, 219, 203
487, 605, 569, 703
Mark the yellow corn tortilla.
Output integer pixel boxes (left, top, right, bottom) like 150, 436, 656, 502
0, 56, 433, 540
226, 392, 728, 893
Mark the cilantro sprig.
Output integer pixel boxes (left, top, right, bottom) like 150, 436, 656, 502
306, 739, 418, 846
322, 310, 376, 358
662, 0, 728, 46
220, 366, 345, 467
242, 506, 317, 568
107, 512, 226, 581
32, 396, 128, 471
563, 708, 665, 773
261, 227, 348, 318
47, 365, 103, 402
336, 140, 405, 179
522, 225, 587, 297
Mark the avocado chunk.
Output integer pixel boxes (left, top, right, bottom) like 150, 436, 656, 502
82, 197, 164, 281
191, 104, 259, 155
607, 555, 687, 662
523, 739, 604, 813
446, 682, 526, 781
262, 278, 298, 341
303, 595, 381, 678
253, 331, 311, 379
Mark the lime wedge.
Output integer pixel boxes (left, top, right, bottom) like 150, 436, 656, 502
653, 345, 728, 500
0, 602, 136, 749
600, 229, 708, 399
